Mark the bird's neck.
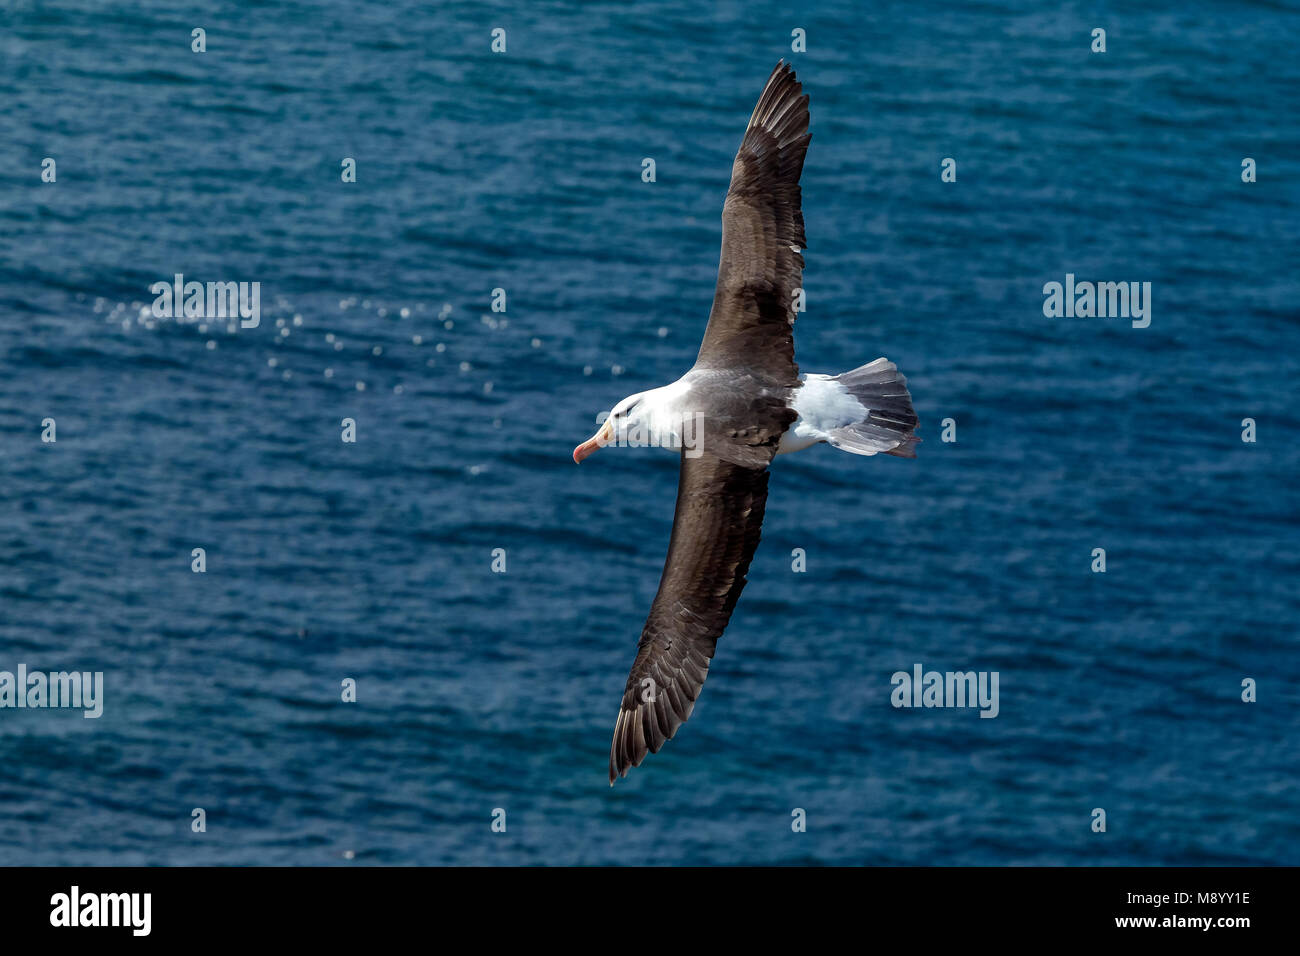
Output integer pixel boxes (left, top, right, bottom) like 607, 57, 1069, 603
618, 378, 692, 453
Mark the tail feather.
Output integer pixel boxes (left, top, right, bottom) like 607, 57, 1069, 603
826, 358, 919, 458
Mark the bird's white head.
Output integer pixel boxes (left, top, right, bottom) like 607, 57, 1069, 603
573, 379, 700, 463
573, 391, 648, 464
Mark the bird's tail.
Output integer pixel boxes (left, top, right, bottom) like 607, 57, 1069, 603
825, 358, 919, 458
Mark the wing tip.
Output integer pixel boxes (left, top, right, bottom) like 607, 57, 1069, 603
608, 706, 637, 785
607, 671, 710, 785
747, 65, 809, 147
748, 60, 808, 138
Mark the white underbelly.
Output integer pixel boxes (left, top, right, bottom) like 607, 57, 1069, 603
776, 374, 868, 455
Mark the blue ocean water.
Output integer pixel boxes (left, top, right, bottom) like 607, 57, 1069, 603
1, 0, 1297, 865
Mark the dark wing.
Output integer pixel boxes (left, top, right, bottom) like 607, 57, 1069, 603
609, 452, 770, 784
694, 60, 810, 387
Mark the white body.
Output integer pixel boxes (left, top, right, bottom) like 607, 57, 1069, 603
776, 373, 868, 455
606, 372, 870, 458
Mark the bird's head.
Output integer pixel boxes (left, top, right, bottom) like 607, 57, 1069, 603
573, 392, 647, 463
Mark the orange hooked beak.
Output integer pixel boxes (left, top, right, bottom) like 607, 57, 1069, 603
573, 419, 614, 464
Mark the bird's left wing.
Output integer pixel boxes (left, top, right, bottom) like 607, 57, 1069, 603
609, 451, 770, 784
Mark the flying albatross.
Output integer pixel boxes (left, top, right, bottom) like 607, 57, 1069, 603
574, 61, 919, 785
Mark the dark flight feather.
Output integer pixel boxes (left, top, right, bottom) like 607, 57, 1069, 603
609, 452, 770, 783
695, 59, 810, 388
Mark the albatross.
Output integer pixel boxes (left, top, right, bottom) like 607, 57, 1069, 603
574, 61, 919, 785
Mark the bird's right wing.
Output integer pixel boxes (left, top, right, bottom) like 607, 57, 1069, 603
608, 451, 770, 784
694, 60, 810, 387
